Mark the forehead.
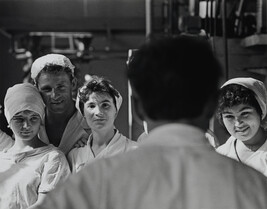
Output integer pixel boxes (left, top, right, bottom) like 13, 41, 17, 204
87, 92, 113, 102
37, 71, 71, 87
14, 110, 39, 117
222, 104, 254, 113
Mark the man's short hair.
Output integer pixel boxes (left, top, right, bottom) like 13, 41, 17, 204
127, 35, 222, 120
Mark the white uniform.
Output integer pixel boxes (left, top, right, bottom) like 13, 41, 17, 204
33, 124, 267, 209
217, 136, 267, 176
0, 144, 70, 209
68, 129, 138, 173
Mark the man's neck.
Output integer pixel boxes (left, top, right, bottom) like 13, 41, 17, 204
46, 103, 76, 124
146, 117, 209, 133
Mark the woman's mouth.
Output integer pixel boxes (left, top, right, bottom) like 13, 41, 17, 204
235, 126, 249, 133
20, 131, 32, 136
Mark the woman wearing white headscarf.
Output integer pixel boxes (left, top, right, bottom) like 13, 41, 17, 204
0, 83, 70, 209
68, 75, 138, 173
216, 77, 267, 176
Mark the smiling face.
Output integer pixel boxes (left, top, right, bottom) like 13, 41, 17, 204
83, 92, 117, 132
10, 110, 41, 141
222, 104, 261, 142
37, 71, 74, 114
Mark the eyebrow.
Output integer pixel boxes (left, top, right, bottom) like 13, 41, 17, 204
101, 99, 112, 103
222, 106, 253, 114
14, 112, 39, 117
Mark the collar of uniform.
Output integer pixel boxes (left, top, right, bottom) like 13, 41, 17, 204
142, 123, 208, 148
87, 129, 120, 147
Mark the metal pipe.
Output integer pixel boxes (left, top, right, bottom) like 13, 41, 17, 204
222, 0, 229, 79
145, 0, 153, 37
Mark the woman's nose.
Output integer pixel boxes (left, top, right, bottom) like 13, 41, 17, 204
234, 117, 243, 126
95, 106, 103, 115
22, 120, 30, 129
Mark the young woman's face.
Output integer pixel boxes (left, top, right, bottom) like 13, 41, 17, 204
222, 104, 261, 142
10, 110, 41, 140
83, 92, 117, 131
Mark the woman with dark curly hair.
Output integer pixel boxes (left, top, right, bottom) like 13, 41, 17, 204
216, 77, 267, 176
68, 75, 138, 173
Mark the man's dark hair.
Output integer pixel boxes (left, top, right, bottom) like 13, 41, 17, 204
35, 64, 74, 85
127, 35, 222, 121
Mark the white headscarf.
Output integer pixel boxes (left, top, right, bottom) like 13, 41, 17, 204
221, 77, 267, 119
4, 83, 45, 124
31, 54, 75, 81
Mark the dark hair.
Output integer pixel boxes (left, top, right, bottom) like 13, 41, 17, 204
35, 64, 75, 85
127, 35, 222, 120
78, 75, 120, 114
216, 84, 262, 124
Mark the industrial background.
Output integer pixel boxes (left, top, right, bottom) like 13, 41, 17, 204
0, 0, 267, 144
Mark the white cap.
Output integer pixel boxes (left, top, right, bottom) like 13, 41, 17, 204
4, 83, 45, 124
31, 54, 75, 81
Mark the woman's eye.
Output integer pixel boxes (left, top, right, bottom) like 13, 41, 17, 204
13, 118, 24, 123
223, 115, 234, 120
88, 104, 95, 108
241, 112, 250, 117
31, 117, 39, 122
102, 103, 110, 109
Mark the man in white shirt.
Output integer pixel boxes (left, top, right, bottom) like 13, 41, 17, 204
33, 36, 267, 209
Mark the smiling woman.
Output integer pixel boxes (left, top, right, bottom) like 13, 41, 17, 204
67, 75, 138, 173
216, 77, 267, 176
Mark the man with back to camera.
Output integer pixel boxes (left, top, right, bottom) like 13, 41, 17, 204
0, 54, 90, 155
32, 36, 267, 209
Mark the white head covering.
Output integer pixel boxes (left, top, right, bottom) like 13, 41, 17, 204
221, 77, 267, 119
31, 54, 75, 81
114, 91, 123, 112
4, 83, 45, 124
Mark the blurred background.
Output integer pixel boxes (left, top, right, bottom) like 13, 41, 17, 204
1, 0, 267, 143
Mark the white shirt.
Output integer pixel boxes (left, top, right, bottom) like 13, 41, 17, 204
217, 136, 267, 176
0, 110, 90, 155
33, 123, 267, 209
68, 129, 138, 173
0, 144, 70, 209
0, 130, 14, 151
39, 110, 90, 154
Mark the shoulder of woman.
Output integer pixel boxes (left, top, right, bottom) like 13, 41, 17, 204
216, 136, 235, 155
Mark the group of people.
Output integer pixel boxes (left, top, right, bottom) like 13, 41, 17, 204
0, 54, 136, 208
0, 35, 267, 209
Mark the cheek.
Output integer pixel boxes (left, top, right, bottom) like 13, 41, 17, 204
223, 119, 235, 134
247, 118, 261, 130
32, 121, 41, 129
40, 93, 49, 102
10, 123, 20, 132
84, 109, 94, 121
107, 107, 117, 117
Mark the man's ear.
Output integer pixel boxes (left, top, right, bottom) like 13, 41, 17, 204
71, 77, 78, 99
132, 96, 145, 123
72, 77, 78, 90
